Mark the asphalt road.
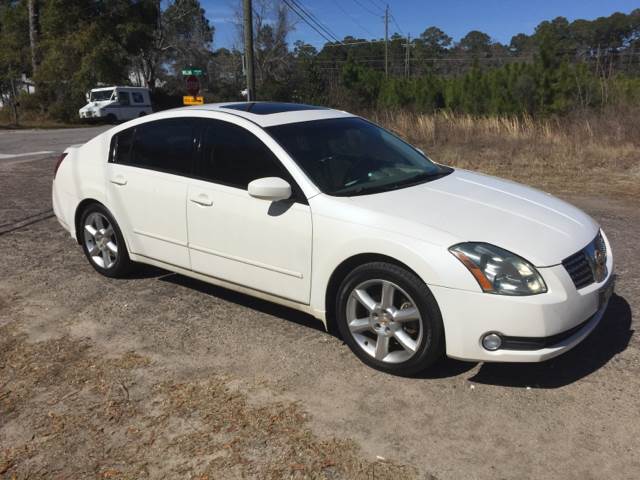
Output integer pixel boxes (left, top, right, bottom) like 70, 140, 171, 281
1, 127, 639, 479
0, 126, 108, 164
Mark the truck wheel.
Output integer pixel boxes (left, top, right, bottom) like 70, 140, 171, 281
105, 113, 117, 124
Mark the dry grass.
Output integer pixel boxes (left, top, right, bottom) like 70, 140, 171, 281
0, 322, 419, 479
373, 108, 640, 199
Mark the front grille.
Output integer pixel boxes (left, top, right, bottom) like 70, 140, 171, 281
562, 232, 607, 290
563, 251, 594, 289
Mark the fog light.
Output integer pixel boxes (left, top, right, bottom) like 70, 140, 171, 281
482, 333, 502, 351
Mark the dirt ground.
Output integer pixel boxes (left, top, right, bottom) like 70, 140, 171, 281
0, 141, 639, 479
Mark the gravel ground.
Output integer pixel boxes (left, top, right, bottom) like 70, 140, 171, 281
0, 129, 638, 479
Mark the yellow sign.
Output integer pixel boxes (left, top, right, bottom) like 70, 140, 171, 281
183, 96, 204, 105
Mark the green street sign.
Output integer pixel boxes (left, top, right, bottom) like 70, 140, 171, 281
181, 68, 203, 76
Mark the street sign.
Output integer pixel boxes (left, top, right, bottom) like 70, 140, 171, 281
183, 96, 204, 106
185, 75, 200, 96
181, 68, 203, 76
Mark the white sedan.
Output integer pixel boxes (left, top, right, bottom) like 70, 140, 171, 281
52, 102, 614, 375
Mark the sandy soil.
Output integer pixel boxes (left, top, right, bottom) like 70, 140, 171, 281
0, 146, 638, 479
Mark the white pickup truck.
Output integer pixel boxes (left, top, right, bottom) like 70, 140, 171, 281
79, 86, 152, 123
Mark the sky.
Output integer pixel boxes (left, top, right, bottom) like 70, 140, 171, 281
202, 0, 639, 50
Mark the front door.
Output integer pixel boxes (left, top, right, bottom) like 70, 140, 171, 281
186, 119, 312, 304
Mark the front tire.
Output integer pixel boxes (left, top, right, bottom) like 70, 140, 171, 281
336, 262, 445, 376
80, 204, 134, 278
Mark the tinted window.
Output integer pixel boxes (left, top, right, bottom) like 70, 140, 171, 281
112, 119, 197, 176
118, 92, 130, 106
111, 127, 134, 164
197, 119, 286, 189
131, 92, 144, 103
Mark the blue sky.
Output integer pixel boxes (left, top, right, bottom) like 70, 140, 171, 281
202, 0, 639, 50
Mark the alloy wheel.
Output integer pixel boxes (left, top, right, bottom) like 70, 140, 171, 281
83, 212, 118, 269
345, 279, 423, 363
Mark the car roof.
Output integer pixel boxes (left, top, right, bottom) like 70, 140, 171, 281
181, 101, 354, 127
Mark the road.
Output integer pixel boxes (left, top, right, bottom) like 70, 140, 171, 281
0, 126, 108, 164
0, 127, 639, 479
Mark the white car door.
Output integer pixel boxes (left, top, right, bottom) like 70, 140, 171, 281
186, 118, 312, 304
106, 117, 199, 269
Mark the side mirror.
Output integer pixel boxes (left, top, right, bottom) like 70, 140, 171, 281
248, 177, 292, 201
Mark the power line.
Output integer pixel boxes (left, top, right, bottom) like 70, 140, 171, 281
322, 38, 386, 47
283, 0, 341, 44
351, 0, 381, 17
390, 13, 404, 35
367, 0, 386, 10
290, 0, 341, 43
331, 0, 376, 37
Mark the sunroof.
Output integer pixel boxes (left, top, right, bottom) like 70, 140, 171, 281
221, 102, 328, 115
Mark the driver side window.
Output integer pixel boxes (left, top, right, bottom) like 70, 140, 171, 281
197, 119, 285, 189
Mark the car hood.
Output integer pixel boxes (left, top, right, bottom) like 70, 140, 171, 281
344, 169, 599, 266
79, 101, 113, 112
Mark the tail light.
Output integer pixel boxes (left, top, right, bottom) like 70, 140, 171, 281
53, 152, 68, 179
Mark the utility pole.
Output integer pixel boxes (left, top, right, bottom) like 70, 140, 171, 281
27, 0, 38, 76
384, 4, 389, 78
243, 0, 256, 101
403, 33, 411, 78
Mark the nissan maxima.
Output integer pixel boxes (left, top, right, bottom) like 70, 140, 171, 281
52, 102, 614, 375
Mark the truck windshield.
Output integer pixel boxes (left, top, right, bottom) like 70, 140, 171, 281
90, 90, 114, 102
266, 117, 452, 196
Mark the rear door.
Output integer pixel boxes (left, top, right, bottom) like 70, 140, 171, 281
106, 117, 198, 268
186, 118, 313, 304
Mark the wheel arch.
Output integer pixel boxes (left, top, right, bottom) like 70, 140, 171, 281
324, 253, 424, 334
73, 199, 129, 250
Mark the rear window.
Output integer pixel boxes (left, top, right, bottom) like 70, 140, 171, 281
132, 92, 144, 103
110, 118, 198, 176
111, 127, 134, 164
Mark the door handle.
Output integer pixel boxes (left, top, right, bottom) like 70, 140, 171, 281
110, 175, 127, 186
190, 194, 213, 207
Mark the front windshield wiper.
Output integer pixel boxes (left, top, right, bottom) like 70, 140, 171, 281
334, 169, 452, 196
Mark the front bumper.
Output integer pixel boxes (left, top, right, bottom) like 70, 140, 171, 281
432, 243, 614, 363
79, 110, 104, 119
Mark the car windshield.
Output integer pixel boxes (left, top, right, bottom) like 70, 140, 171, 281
90, 90, 114, 102
266, 117, 452, 196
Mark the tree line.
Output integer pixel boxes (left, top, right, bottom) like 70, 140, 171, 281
1, 0, 639, 122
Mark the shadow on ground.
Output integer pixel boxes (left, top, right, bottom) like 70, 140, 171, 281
160, 273, 327, 333
150, 270, 632, 388
469, 294, 633, 389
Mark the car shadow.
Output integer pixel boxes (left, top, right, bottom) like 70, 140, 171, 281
467, 293, 633, 389
159, 273, 327, 333
135, 269, 632, 387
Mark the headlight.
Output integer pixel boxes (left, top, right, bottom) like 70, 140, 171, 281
449, 243, 547, 296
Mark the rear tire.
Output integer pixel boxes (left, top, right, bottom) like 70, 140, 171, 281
80, 204, 134, 278
336, 262, 445, 376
